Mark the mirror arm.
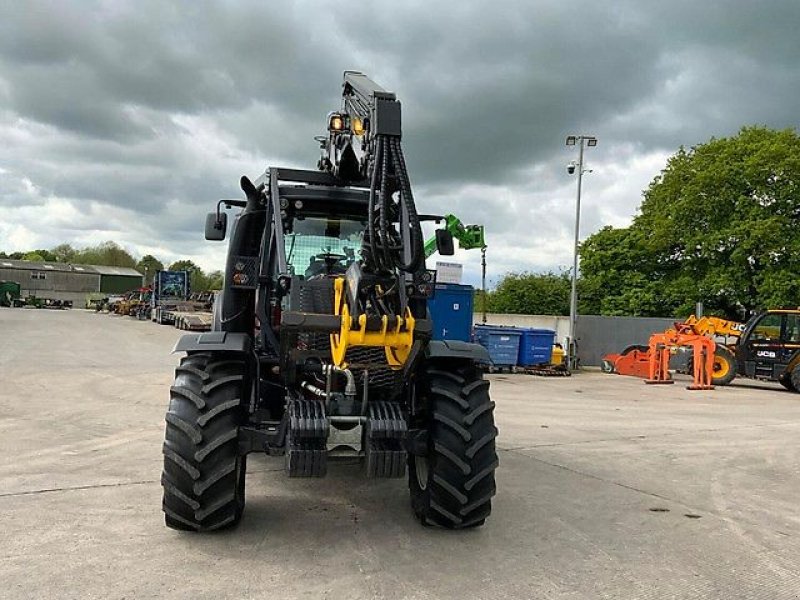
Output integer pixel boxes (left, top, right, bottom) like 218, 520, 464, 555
216, 199, 247, 224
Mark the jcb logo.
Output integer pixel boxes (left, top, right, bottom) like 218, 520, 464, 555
757, 350, 776, 358
732, 323, 746, 332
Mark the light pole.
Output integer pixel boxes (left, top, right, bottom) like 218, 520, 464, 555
565, 134, 597, 370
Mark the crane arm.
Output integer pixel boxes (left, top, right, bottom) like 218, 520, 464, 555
684, 315, 746, 337
424, 214, 486, 258
317, 71, 423, 276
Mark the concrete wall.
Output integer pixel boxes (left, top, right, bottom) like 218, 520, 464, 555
473, 313, 677, 366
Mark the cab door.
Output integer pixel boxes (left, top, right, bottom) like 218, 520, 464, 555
739, 312, 784, 380
780, 314, 800, 376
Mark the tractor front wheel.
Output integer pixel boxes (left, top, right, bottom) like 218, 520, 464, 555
161, 352, 248, 531
409, 362, 498, 529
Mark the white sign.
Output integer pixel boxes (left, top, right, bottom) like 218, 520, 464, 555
436, 261, 463, 284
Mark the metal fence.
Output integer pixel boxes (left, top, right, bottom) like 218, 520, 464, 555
575, 315, 677, 367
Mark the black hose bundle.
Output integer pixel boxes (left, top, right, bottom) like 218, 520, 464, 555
362, 135, 424, 275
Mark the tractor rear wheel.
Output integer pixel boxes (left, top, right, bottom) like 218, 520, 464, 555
711, 346, 736, 386
409, 363, 498, 529
161, 352, 247, 531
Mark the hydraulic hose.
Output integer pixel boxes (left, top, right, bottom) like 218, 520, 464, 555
363, 135, 424, 275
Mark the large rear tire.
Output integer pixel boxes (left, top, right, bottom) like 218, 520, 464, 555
711, 346, 737, 386
161, 352, 247, 531
409, 363, 498, 529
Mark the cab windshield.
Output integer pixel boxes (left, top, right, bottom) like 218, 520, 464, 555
285, 216, 366, 278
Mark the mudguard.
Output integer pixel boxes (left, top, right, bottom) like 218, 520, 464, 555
424, 339, 490, 363
172, 331, 252, 354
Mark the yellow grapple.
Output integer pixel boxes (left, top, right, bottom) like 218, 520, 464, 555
330, 277, 415, 369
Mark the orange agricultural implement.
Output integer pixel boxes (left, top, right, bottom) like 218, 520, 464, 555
602, 315, 740, 386
644, 324, 715, 390
601, 345, 650, 378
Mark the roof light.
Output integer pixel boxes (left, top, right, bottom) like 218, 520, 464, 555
329, 113, 346, 132
352, 117, 365, 136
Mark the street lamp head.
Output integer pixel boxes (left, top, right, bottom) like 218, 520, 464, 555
565, 135, 577, 146
586, 137, 598, 147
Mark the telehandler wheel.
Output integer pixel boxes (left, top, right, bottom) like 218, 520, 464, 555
789, 367, 800, 393
409, 363, 498, 529
778, 374, 796, 392
161, 352, 247, 531
711, 346, 736, 386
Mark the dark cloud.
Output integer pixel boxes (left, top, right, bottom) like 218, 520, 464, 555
1, 0, 799, 279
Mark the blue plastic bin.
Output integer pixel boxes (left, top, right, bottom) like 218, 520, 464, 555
473, 325, 523, 368
517, 328, 556, 366
428, 284, 474, 341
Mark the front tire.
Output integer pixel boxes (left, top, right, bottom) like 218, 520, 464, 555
779, 374, 796, 391
788, 367, 800, 393
161, 352, 247, 531
409, 363, 498, 529
711, 346, 736, 386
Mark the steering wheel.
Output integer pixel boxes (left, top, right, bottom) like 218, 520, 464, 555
315, 252, 347, 266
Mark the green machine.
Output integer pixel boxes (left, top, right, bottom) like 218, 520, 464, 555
423, 214, 485, 258
0, 281, 21, 307
424, 214, 488, 322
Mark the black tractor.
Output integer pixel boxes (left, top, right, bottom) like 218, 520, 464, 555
161, 72, 498, 531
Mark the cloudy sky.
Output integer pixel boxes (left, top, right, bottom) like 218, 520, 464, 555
1, 1, 799, 286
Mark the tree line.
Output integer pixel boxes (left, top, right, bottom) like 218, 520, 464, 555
484, 126, 800, 320
0, 241, 223, 292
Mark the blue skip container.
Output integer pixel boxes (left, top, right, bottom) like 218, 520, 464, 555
427, 283, 474, 342
517, 328, 556, 366
473, 325, 522, 368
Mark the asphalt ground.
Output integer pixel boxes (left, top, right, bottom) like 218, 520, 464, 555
1, 308, 799, 599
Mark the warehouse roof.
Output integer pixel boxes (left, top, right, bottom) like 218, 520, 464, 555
87, 265, 144, 277
0, 259, 142, 277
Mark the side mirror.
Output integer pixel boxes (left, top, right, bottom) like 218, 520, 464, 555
205, 211, 227, 241
436, 229, 455, 256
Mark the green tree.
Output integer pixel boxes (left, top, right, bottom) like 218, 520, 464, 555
74, 241, 137, 267
137, 254, 165, 285
50, 243, 76, 263
22, 251, 45, 262
205, 270, 224, 290
487, 271, 571, 315
580, 126, 800, 318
